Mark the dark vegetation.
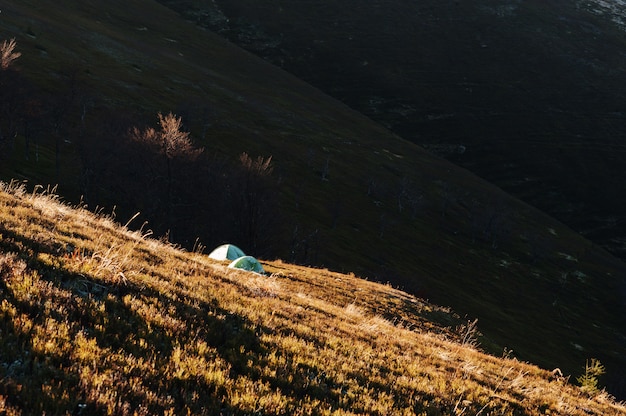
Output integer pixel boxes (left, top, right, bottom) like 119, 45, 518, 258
86, 110, 280, 256
0, 0, 626, 400
0, 53, 279, 256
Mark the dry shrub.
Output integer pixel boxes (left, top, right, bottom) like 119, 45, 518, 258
0, 38, 21, 70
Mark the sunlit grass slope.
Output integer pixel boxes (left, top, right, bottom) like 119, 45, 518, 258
1, 183, 625, 415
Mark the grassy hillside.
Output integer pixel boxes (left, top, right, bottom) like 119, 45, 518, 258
1, 181, 625, 415
0, 0, 626, 398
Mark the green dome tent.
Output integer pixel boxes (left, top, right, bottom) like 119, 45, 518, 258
208, 244, 246, 261
228, 256, 265, 274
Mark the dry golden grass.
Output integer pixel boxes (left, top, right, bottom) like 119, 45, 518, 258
0, 180, 625, 415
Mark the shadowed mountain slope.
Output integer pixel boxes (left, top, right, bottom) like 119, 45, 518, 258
161, 0, 626, 260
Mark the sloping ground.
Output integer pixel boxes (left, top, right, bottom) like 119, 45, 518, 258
0, 182, 625, 415
0, 0, 626, 398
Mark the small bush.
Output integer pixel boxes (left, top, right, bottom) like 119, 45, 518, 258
577, 358, 605, 396
0, 38, 21, 70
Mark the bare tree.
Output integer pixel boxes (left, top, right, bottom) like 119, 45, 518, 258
235, 152, 276, 253
0, 38, 21, 70
0, 39, 25, 148
130, 112, 204, 235
239, 152, 273, 178
131, 112, 202, 158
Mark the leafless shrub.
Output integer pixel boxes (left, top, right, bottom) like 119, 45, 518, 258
0, 38, 21, 70
130, 112, 203, 160
239, 152, 273, 177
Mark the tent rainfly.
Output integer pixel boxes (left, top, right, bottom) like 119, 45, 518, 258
208, 244, 246, 261
228, 256, 265, 274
